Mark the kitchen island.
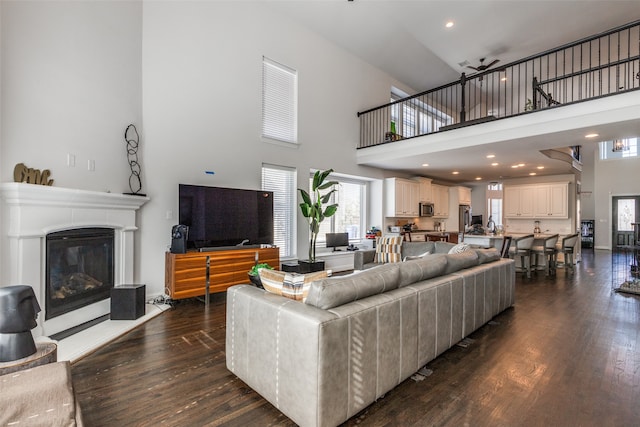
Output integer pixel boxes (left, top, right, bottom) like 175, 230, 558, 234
463, 233, 562, 248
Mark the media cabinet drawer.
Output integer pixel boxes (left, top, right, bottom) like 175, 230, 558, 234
165, 247, 279, 299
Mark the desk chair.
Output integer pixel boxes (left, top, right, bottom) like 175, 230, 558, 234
559, 233, 580, 273
509, 234, 535, 278
531, 234, 559, 276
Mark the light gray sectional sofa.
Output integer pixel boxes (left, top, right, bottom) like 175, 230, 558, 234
354, 240, 457, 270
226, 248, 515, 427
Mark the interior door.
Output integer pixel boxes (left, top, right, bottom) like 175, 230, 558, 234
612, 196, 640, 248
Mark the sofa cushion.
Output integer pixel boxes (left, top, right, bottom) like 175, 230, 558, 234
448, 243, 471, 254
433, 241, 456, 253
259, 269, 329, 301
443, 250, 480, 274
305, 263, 401, 309
374, 236, 403, 263
474, 248, 501, 264
401, 241, 436, 258
403, 251, 430, 261
398, 253, 448, 287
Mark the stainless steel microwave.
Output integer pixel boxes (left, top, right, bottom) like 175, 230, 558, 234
419, 203, 434, 217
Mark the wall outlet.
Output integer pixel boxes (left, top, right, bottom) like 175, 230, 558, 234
166, 210, 173, 220
88, 159, 95, 171
67, 154, 75, 167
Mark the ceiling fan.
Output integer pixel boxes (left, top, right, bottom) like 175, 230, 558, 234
467, 58, 500, 72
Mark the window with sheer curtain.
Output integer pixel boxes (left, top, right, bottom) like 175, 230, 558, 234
262, 164, 296, 258
309, 174, 367, 243
487, 182, 503, 226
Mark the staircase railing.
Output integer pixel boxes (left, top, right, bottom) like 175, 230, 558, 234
357, 20, 640, 149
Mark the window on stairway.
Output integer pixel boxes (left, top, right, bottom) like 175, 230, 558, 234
308, 173, 367, 244
262, 57, 298, 144
262, 164, 296, 259
599, 137, 638, 159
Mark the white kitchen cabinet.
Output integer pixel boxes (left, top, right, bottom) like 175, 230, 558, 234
385, 178, 420, 217
412, 177, 433, 203
504, 185, 535, 218
456, 186, 472, 205
505, 183, 568, 219
432, 184, 450, 218
534, 183, 568, 218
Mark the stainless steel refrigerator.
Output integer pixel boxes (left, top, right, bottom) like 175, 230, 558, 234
459, 205, 472, 233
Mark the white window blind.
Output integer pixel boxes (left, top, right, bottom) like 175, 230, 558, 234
262, 164, 296, 258
262, 57, 298, 143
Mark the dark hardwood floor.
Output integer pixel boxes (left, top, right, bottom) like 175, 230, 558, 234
71, 250, 640, 426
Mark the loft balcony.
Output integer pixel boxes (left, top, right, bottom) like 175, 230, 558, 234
356, 20, 640, 182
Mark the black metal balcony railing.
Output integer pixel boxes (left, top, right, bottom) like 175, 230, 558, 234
357, 20, 640, 149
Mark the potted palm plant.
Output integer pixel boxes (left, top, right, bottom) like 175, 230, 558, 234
298, 169, 338, 272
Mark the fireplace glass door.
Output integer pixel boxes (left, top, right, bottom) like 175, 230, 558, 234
45, 228, 115, 320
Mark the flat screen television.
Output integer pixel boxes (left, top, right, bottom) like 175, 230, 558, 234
325, 232, 349, 251
178, 184, 274, 250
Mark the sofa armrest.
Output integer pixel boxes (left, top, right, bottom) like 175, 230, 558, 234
353, 249, 376, 270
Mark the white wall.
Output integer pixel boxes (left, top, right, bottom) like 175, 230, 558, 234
0, 1, 142, 191
593, 154, 640, 249
139, 1, 398, 295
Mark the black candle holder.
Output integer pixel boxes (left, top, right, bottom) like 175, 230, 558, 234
124, 124, 145, 196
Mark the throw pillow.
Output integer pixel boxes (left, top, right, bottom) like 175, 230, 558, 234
258, 269, 329, 301
374, 236, 403, 263
403, 251, 431, 262
448, 243, 471, 254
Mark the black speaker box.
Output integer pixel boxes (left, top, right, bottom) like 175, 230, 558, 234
111, 285, 145, 320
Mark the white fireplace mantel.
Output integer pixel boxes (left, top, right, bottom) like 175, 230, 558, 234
0, 182, 149, 337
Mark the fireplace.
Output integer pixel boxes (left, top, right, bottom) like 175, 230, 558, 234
0, 183, 148, 338
45, 228, 115, 320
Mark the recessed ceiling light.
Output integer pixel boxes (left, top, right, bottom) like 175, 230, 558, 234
452, 171, 459, 175
529, 172, 537, 176
537, 166, 545, 169
491, 162, 499, 166
486, 154, 495, 158
422, 163, 429, 167
501, 77, 507, 82
445, 21, 454, 28
511, 165, 519, 168
475, 177, 482, 180
585, 133, 599, 138
518, 163, 525, 167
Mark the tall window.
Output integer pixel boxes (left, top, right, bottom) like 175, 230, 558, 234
487, 182, 503, 226
262, 164, 296, 258
599, 137, 638, 159
309, 174, 367, 243
262, 57, 297, 143
390, 89, 452, 138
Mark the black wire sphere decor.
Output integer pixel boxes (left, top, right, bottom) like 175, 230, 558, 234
124, 124, 146, 196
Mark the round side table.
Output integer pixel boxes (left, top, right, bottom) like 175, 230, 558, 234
0, 342, 57, 376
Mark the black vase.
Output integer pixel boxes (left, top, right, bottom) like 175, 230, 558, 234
249, 274, 263, 288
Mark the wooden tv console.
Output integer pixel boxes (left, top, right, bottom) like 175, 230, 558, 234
165, 246, 279, 299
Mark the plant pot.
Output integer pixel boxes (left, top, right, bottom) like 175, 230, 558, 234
298, 260, 325, 273
248, 274, 263, 288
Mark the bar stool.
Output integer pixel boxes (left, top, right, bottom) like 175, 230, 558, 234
509, 234, 535, 278
559, 233, 580, 273
500, 236, 513, 258
531, 234, 559, 276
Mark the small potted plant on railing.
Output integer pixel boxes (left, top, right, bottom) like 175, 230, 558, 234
298, 169, 338, 272
248, 263, 273, 288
